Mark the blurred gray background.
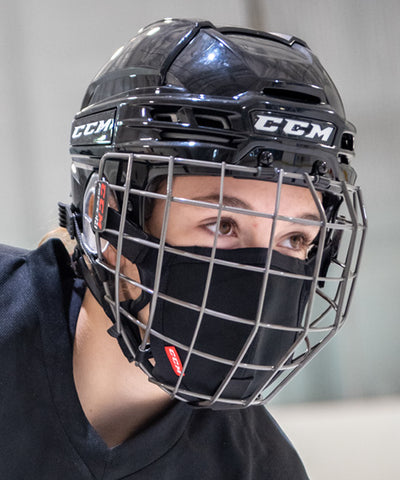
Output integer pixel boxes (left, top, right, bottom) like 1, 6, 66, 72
1, 0, 399, 477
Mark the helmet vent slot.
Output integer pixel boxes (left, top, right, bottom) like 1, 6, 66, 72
194, 114, 230, 130
161, 132, 231, 144
151, 107, 231, 130
341, 133, 354, 151
262, 87, 322, 104
153, 112, 180, 123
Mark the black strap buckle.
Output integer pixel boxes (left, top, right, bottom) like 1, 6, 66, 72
58, 202, 77, 239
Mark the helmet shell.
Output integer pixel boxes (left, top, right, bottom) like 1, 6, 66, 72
70, 19, 356, 216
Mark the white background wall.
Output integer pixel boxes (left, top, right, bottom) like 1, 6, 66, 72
1, 0, 399, 477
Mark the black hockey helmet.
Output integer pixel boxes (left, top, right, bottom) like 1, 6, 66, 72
61, 19, 366, 408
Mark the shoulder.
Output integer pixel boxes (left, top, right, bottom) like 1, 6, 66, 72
0, 239, 75, 327
182, 406, 308, 479
0, 238, 73, 281
0, 243, 29, 276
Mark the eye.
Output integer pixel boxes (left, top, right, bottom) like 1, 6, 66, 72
288, 234, 307, 249
205, 218, 237, 236
278, 232, 314, 257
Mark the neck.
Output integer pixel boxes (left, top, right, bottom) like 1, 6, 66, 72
73, 289, 173, 448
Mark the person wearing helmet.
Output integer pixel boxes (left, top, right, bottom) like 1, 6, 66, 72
0, 19, 366, 479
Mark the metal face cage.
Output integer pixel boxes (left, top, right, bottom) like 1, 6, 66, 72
82, 152, 367, 408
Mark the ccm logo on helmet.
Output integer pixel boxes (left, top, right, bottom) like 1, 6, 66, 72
72, 119, 114, 139
253, 113, 335, 144
70, 109, 116, 146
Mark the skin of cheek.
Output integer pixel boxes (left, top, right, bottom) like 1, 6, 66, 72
100, 245, 151, 333
101, 245, 143, 301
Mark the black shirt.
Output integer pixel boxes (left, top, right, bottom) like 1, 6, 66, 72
0, 240, 308, 479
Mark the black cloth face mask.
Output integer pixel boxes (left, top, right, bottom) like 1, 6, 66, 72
144, 247, 313, 407
102, 210, 315, 408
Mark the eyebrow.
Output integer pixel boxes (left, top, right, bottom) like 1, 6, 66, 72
191, 194, 321, 222
190, 194, 252, 210
298, 213, 322, 223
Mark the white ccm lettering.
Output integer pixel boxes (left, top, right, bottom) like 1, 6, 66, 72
305, 123, 334, 142
71, 125, 85, 138
166, 347, 183, 375
254, 114, 334, 143
253, 115, 283, 133
282, 118, 310, 136
83, 122, 98, 136
72, 118, 114, 139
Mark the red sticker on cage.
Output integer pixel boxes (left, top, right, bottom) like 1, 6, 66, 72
93, 180, 109, 232
165, 346, 185, 376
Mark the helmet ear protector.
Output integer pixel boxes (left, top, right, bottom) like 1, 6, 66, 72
59, 19, 367, 408
81, 173, 101, 254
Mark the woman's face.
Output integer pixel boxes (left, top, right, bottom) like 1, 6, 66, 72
146, 176, 321, 260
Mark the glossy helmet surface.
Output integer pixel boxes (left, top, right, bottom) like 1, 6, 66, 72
62, 18, 367, 408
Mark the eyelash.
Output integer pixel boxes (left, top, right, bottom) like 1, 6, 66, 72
279, 232, 315, 252
204, 217, 315, 252
204, 217, 238, 236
